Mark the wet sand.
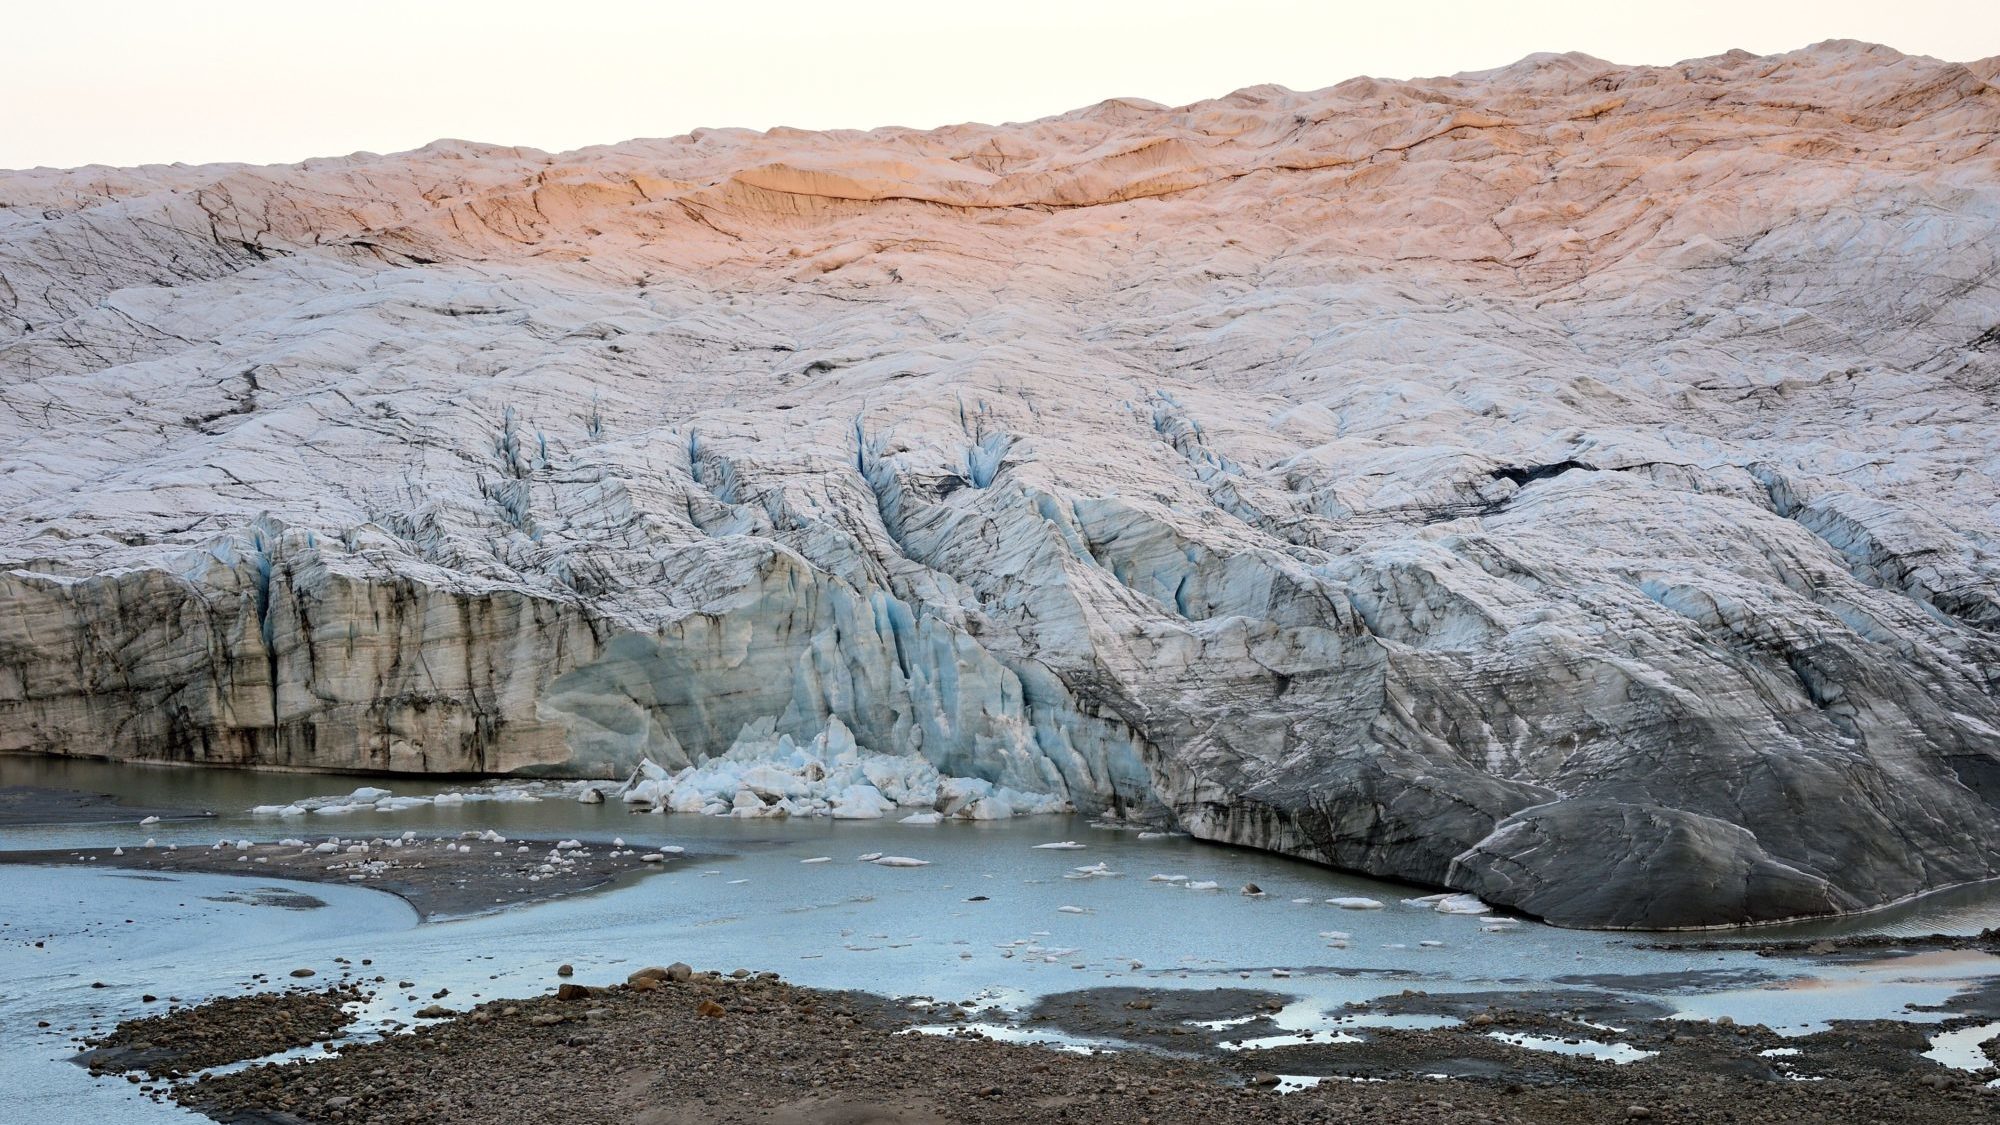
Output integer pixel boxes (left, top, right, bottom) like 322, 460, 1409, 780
73, 965, 2000, 1124
0, 834, 688, 921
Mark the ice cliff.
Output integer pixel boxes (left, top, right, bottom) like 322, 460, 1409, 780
2, 42, 1998, 927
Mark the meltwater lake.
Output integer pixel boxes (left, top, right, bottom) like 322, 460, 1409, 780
6, 756, 2000, 1123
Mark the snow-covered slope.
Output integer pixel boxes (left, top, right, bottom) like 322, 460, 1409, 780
3, 41, 1997, 927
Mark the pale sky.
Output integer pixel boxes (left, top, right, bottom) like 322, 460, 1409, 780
7, 0, 1997, 170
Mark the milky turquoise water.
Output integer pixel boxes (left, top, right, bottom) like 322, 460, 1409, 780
6, 755, 2000, 1123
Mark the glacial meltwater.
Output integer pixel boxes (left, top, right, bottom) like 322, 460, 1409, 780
7, 757, 2000, 1123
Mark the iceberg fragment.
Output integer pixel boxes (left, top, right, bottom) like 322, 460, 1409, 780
614, 718, 1068, 823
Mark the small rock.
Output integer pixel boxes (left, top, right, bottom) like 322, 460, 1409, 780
1626, 1108, 1654, 1121
557, 964, 574, 978
289, 969, 315, 978
557, 983, 593, 1001
1249, 1072, 1281, 1088
666, 962, 692, 983
697, 999, 726, 1018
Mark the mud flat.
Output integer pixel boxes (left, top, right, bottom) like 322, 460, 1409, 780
69, 966, 1998, 1124
0, 783, 215, 828
0, 834, 688, 921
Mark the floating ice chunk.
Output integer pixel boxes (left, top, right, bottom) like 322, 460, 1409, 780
112, 847, 124, 856
740, 764, 810, 800
373, 796, 432, 812
1033, 841, 1086, 850
349, 787, 392, 803
830, 785, 894, 820
1148, 873, 1188, 883
872, 856, 931, 867
1433, 894, 1492, 915
608, 718, 1067, 823
1329, 897, 1384, 910
857, 852, 884, 862
900, 812, 944, 825
801, 856, 832, 864
432, 793, 466, 806
138, 816, 160, 825
314, 842, 339, 854
962, 795, 1013, 819
1057, 905, 1089, 914
1319, 931, 1352, 941
1185, 881, 1221, 891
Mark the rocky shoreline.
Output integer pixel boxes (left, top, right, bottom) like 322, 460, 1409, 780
78, 986, 366, 1079
65, 961, 1999, 1124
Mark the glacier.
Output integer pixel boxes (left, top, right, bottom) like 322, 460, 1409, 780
1, 42, 1998, 927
